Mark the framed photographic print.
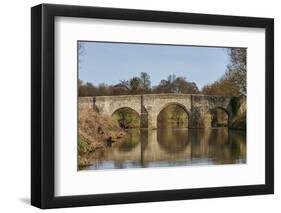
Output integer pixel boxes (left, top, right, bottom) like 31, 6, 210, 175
31, 3, 274, 209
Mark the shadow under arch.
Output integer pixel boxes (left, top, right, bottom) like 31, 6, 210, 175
112, 107, 140, 129
157, 102, 190, 128
209, 107, 229, 128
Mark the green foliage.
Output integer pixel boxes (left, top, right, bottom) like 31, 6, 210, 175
113, 108, 140, 129
78, 136, 89, 153
128, 77, 142, 94
158, 105, 189, 128
230, 97, 241, 116
230, 112, 246, 130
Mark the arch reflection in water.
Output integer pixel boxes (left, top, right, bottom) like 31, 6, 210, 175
83, 127, 246, 170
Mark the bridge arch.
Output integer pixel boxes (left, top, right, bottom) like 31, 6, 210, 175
158, 102, 190, 115
208, 107, 229, 128
112, 107, 141, 129
111, 107, 140, 116
157, 102, 190, 128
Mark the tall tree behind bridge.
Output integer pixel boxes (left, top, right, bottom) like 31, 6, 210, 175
139, 72, 151, 92
128, 77, 142, 94
225, 48, 247, 95
202, 47, 246, 96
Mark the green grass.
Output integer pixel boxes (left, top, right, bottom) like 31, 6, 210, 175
78, 136, 89, 153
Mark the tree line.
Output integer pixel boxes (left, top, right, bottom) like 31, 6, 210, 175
79, 48, 246, 97
79, 72, 199, 96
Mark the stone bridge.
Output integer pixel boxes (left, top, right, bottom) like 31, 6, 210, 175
79, 93, 239, 129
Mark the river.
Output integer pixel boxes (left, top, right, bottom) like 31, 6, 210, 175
81, 126, 246, 170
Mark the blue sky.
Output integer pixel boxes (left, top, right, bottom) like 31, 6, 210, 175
78, 41, 230, 90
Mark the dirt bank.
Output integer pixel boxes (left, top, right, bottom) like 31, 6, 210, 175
78, 108, 127, 167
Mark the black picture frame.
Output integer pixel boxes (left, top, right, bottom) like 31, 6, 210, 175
31, 3, 274, 209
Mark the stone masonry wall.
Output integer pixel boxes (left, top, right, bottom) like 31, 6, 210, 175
79, 94, 243, 129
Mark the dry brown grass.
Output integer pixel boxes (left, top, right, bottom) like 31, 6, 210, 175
78, 108, 127, 167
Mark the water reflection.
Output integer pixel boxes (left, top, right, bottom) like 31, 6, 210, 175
82, 127, 246, 170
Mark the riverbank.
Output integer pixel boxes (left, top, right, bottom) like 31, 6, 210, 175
78, 108, 128, 167
229, 96, 247, 130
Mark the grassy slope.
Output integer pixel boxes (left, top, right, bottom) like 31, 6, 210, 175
78, 108, 127, 167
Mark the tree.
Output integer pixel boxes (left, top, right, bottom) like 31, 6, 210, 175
154, 75, 199, 94
78, 42, 85, 69
139, 72, 151, 92
78, 73, 200, 97
167, 74, 176, 83
225, 48, 247, 95
97, 83, 109, 96
201, 78, 240, 96
154, 74, 176, 93
173, 77, 199, 94
128, 77, 142, 94
78, 79, 83, 87
119, 80, 129, 90
78, 79, 87, 96
201, 48, 246, 96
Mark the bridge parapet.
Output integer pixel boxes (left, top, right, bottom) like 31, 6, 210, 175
95, 95, 142, 115
78, 97, 94, 110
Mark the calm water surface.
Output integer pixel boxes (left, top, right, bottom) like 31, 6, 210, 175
81, 126, 246, 170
